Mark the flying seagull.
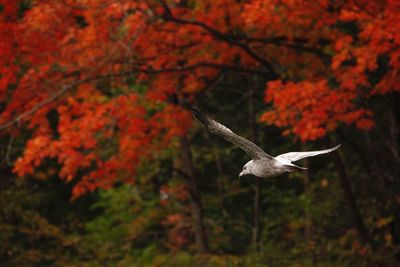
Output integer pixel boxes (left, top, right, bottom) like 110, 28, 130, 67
192, 108, 340, 178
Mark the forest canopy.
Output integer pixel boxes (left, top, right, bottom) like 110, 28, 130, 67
0, 0, 399, 266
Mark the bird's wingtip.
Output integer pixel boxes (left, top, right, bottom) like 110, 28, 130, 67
191, 107, 211, 127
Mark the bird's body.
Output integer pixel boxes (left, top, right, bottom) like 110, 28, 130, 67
192, 108, 340, 178
243, 159, 293, 178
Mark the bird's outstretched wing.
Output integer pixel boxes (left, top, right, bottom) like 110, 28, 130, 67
275, 145, 341, 163
192, 108, 273, 160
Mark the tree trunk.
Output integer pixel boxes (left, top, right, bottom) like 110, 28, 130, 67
301, 143, 315, 265
329, 140, 373, 247
206, 134, 229, 218
252, 179, 262, 252
249, 82, 262, 252
179, 136, 209, 253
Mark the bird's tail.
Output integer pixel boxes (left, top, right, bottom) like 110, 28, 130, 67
286, 163, 308, 172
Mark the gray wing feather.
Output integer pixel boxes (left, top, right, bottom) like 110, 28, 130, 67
275, 145, 341, 162
192, 108, 272, 160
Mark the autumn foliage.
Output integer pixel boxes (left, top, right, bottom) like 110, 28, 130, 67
0, 0, 397, 193
1, 0, 400, 265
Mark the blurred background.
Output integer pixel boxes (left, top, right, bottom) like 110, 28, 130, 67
0, 0, 399, 266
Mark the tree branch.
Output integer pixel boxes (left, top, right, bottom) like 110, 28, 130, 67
158, 0, 330, 67
1, 60, 267, 131
158, 0, 278, 78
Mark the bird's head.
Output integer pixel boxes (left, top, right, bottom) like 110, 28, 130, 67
239, 160, 254, 178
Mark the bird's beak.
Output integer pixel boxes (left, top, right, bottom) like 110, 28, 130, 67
239, 171, 244, 178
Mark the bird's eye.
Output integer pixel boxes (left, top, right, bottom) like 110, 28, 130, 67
243, 166, 246, 170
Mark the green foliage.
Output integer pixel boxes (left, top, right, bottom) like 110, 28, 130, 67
77, 184, 167, 266
0, 178, 87, 266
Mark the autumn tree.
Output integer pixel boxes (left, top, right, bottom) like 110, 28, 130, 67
1, 0, 400, 264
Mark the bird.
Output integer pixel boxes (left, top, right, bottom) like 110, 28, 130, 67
191, 108, 340, 178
